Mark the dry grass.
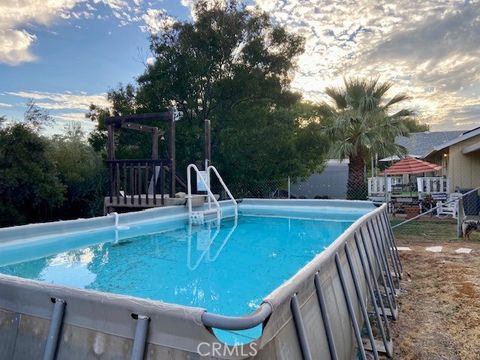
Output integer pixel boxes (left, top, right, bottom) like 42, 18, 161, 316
392, 217, 480, 243
390, 220, 480, 359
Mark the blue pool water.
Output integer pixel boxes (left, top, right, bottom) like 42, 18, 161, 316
0, 211, 362, 343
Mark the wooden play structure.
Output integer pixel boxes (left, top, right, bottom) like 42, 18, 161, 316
104, 110, 185, 213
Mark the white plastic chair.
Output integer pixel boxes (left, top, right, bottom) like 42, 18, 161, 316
436, 192, 462, 219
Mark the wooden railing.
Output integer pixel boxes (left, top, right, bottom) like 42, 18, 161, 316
107, 159, 171, 206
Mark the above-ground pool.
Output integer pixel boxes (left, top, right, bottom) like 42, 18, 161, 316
0, 199, 401, 359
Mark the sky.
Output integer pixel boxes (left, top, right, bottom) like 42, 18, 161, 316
0, 0, 479, 134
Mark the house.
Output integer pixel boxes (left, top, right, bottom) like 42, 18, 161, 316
370, 127, 480, 205
296, 127, 480, 201
379, 127, 480, 191
423, 127, 480, 191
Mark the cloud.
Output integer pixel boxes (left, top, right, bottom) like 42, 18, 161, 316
146, 56, 155, 65
49, 114, 98, 135
0, 29, 37, 65
180, 0, 194, 7
0, 0, 144, 65
179, 0, 228, 19
5, 90, 108, 134
364, 3, 480, 92
95, 0, 130, 11
6, 90, 109, 110
255, 0, 480, 130
55, 112, 90, 122
0, 0, 80, 65
0, 102, 13, 108
141, 8, 175, 34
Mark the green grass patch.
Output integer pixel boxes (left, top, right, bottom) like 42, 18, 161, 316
390, 218, 480, 243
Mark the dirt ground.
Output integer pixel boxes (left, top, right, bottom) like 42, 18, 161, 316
390, 220, 480, 360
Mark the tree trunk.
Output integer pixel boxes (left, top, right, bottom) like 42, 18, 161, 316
347, 151, 367, 200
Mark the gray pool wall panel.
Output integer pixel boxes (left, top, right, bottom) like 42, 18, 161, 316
255, 203, 388, 360
0, 203, 186, 243
0, 200, 397, 359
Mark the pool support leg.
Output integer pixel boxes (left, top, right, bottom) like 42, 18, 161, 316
360, 227, 395, 323
314, 272, 339, 360
357, 230, 392, 338
369, 221, 399, 303
366, 222, 398, 319
381, 212, 403, 275
373, 217, 401, 289
353, 233, 393, 358
43, 298, 66, 360
291, 293, 313, 360
344, 242, 379, 360
335, 253, 367, 360
377, 216, 402, 285
131, 315, 150, 360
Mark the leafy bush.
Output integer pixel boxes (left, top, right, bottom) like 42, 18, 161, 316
0, 123, 65, 226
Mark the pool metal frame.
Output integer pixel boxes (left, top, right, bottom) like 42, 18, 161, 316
0, 199, 401, 359
201, 205, 401, 360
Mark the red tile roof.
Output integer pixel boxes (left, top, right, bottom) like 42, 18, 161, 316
380, 156, 442, 175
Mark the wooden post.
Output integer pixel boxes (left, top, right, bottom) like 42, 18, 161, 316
204, 119, 211, 169
152, 128, 159, 202
107, 124, 115, 206
152, 128, 159, 160
170, 114, 176, 197
107, 124, 115, 160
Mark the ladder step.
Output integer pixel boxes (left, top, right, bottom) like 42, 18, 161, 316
190, 209, 220, 225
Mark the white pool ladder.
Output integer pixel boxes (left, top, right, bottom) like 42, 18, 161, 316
187, 216, 238, 270
186, 164, 238, 225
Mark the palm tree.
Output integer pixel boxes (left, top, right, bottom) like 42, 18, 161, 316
323, 78, 413, 199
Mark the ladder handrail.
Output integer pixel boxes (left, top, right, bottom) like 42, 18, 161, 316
186, 164, 221, 222
207, 165, 238, 217
186, 217, 238, 270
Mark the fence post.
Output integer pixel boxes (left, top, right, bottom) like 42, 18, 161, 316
457, 197, 464, 238
288, 176, 291, 199
384, 173, 388, 208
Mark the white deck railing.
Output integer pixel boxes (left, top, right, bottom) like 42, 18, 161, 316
417, 177, 449, 195
368, 176, 402, 196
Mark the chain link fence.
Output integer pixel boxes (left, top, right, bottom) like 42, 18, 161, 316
211, 174, 368, 200
202, 160, 368, 200
212, 178, 290, 200
202, 160, 369, 201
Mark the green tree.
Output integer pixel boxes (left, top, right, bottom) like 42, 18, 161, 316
403, 118, 430, 132
49, 123, 106, 219
24, 100, 54, 131
88, 0, 328, 193
0, 123, 65, 226
323, 78, 413, 199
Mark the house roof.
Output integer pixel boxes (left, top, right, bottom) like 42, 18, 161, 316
424, 126, 480, 157
394, 130, 464, 158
